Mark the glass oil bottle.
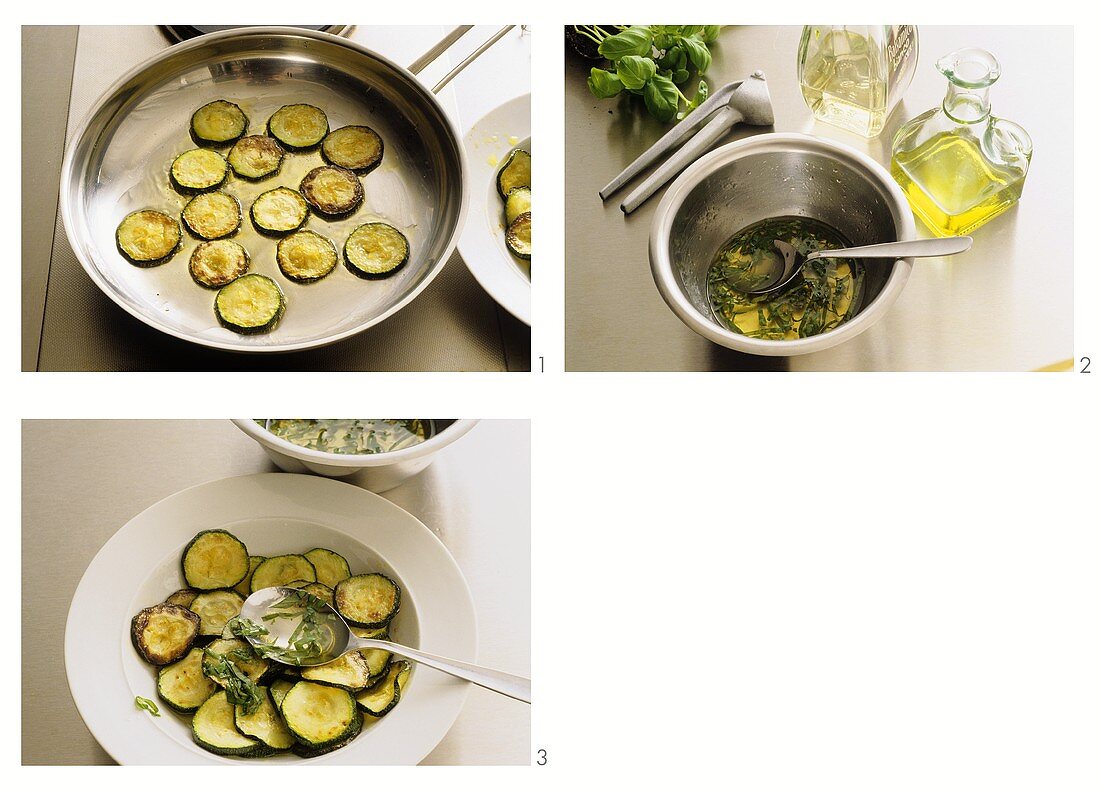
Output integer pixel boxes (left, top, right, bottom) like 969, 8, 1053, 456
798, 26, 918, 138
890, 48, 1032, 237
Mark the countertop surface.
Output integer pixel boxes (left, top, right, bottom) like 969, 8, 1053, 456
565, 25, 1073, 371
23, 25, 530, 371
21, 419, 531, 765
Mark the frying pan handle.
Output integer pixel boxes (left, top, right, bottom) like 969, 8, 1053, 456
407, 25, 518, 95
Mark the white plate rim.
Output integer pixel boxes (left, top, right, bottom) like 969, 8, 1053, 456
458, 93, 531, 326
63, 473, 475, 765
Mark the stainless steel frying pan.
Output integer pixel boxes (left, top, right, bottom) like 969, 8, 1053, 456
60, 26, 511, 353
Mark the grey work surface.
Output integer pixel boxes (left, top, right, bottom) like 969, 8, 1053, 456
565, 26, 1073, 372
22, 420, 531, 765
23, 25, 529, 371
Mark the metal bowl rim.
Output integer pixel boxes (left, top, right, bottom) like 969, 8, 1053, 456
649, 132, 915, 357
60, 26, 470, 354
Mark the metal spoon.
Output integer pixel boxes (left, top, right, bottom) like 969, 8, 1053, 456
739, 236, 974, 296
241, 586, 531, 703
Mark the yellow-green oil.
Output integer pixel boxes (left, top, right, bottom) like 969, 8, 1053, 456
891, 132, 1026, 236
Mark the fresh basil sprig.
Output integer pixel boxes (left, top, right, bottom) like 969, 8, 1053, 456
579, 25, 720, 123
134, 696, 161, 717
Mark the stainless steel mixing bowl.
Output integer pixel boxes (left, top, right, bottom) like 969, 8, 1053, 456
650, 133, 915, 356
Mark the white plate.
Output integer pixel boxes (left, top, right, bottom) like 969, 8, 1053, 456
458, 93, 531, 325
64, 473, 475, 765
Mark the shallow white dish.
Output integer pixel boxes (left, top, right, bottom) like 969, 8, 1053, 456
64, 473, 476, 764
458, 93, 531, 325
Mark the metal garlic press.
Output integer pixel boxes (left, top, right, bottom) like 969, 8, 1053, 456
600, 71, 775, 214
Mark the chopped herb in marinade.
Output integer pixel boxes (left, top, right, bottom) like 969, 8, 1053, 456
262, 419, 428, 455
706, 216, 865, 340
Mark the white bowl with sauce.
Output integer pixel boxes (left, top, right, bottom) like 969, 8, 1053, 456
232, 419, 479, 492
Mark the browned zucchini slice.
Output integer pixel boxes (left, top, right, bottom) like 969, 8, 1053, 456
170, 148, 229, 192
227, 134, 284, 180
190, 100, 248, 146
299, 166, 363, 216
234, 687, 295, 751
131, 603, 201, 665
497, 148, 531, 198
343, 223, 410, 279
281, 682, 360, 748
189, 239, 250, 288
250, 187, 309, 234
182, 529, 251, 590
215, 274, 285, 334
303, 548, 352, 588
276, 230, 339, 283
116, 210, 181, 265
268, 104, 328, 149
301, 650, 373, 691
505, 211, 532, 260
190, 590, 246, 637
333, 573, 400, 628
321, 125, 384, 173
233, 556, 266, 597
354, 660, 411, 717
164, 588, 200, 608
157, 647, 217, 714
202, 637, 272, 686
251, 554, 316, 592
182, 192, 241, 240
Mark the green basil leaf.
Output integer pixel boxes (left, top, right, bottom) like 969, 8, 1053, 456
682, 37, 712, 73
587, 68, 623, 99
616, 55, 657, 91
702, 25, 722, 43
135, 696, 161, 717
672, 68, 690, 84
598, 26, 652, 60
644, 74, 679, 123
680, 25, 704, 37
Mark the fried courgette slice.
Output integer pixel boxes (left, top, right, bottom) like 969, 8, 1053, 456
321, 125, 384, 173
192, 691, 264, 757
268, 104, 328, 149
343, 222, 410, 279
354, 660, 411, 717
227, 134, 284, 180
234, 687, 295, 751
170, 148, 229, 192
250, 554, 317, 592
299, 165, 363, 216
497, 148, 531, 198
505, 186, 532, 225
303, 548, 352, 588
190, 590, 246, 637
250, 187, 309, 234
506, 212, 531, 260
301, 651, 373, 691
182, 529, 250, 590
157, 647, 217, 714
116, 209, 181, 265
233, 556, 266, 597
287, 580, 335, 606
190, 100, 248, 146
214, 274, 285, 334
276, 230, 339, 283
164, 588, 199, 608
182, 192, 241, 240
281, 681, 361, 749
131, 603, 201, 665
202, 638, 272, 686
269, 677, 297, 709
334, 573, 400, 628
190, 240, 250, 289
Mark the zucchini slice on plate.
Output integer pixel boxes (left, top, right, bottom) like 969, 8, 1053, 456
227, 135, 284, 180
190, 100, 248, 146
170, 148, 229, 192
202, 638, 271, 685
214, 274, 286, 334
193, 690, 264, 757
303, 548, 352, 588
354, 660, 411, 717
164, 588, 199, 608
131, 603, 201, 665
505, 186, 532, 225
506, 212, 532, 260
182, 529, 250, 590
182, 192, 241, 240
322, 125, 384, 173
276, 230, 338, 283
190, 590, 245, 637
497, 149, 531, 198
269, 677, 297, 709
116, 209, 181, 266
233, 556, 266, 597
343, 223, 410, 279
334, 573, 401, 628
287, 580, 335, 606
292, 715, 362, 759
268, 104, 329, 150
301, 651, 373, 691
281, 681, 361, 749
299, 165, 363, 217
234, 687, 296, 752
250, 554, 317, 592
157, 647, 217, 714
250, 187, 309, 235
190, 240, 250, 288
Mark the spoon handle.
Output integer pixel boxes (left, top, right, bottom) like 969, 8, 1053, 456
354, 638, 531, 703
806, 236, 973, 261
